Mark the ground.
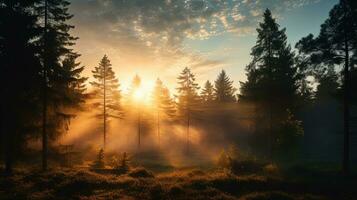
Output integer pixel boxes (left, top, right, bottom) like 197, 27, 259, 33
1, 164, 356, 200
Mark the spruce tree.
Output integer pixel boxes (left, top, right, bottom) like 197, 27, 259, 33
35, 0, 87, 171
60, 55, 88, 105
200, 80, 215, 103
90, 55, 122, 150
176, 67, 200, 153
0, 0, 42, 173
239, 9, 300, 162
296, 0, 357, 174
214, 70, 236, 103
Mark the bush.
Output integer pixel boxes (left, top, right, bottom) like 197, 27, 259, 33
128, 167, 154, 178
109, 152, 131, 174
217, 150, 230, 169
168, 184, 184, 196
263, 164, 279, 174
217, 145, 260, 174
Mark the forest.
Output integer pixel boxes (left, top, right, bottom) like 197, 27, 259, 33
1, 0, 357, 199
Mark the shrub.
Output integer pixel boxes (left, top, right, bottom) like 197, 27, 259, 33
128, 167, 154, 178
263, 164, 279, 174
217, 150, 230, 169
109, 152, 131, 174
168, 184, 184, 196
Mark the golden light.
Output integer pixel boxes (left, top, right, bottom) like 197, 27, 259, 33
131, 81, 154, 104
133, 88, 145, 101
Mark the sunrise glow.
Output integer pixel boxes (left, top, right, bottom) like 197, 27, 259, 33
2, 0, 356, 199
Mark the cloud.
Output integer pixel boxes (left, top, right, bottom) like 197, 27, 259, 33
190, 55, 225, 70
69, 0, 319, 75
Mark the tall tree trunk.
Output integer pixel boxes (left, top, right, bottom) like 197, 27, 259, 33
342, 0, 350, 175
3, 112, 13, 174
4, 134, 13, 174
157, 110, 160, 146
138, 108, 141, 149
267, 31, 273, 163
103, 61, 106, 150
42, 0, 48, 171
343, 48, 350, 175
186, 108, 190, 154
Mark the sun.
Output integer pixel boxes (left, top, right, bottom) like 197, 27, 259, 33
133, 88, 145, 101
131, 83, 154, 104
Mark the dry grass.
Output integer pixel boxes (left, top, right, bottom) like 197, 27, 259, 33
0, 167, 356, 200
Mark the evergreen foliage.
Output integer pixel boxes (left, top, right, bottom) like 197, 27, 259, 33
90, 55, 122, 149
90, 148, 105, 169
239, 9, 302, 162
296, 0, 357, 173
152, 79, 176, 144
200, 80, 215, 103
0, 0, 42, 173
176, 67, 200, 153
214, 70, 236, 103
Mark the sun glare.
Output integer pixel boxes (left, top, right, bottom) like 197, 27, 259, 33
133, 89, 145, 100
131, 82, 154, 104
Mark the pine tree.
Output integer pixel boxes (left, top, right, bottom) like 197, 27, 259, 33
200, 80, 215, 103
296, 0, 357, 174
90, 148, 105, 169
176, 67, 200, 153
44, 55, 88, 144
239, 9, 300, 162
0, 0, 42, 173
152, 78, 176, 145
60, 55, 88, 105
35, 0, 86, 171
214, 70, 236, 103
90, 55, 122, 150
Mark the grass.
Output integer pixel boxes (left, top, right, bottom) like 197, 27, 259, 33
1, 165, 356, 200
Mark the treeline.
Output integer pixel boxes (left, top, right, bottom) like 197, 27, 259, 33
1, 0, 356, 174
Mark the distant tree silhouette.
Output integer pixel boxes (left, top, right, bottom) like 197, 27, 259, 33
296, 0, 357, 174
127, 74, 143, 149
239, 9, 300, 162
200, 80, 215, 103
214, 70, 236, 103
90, 55, 122, 150
129, 74, 141, 96
176, 67, 200, 153
152, 78, 175, 145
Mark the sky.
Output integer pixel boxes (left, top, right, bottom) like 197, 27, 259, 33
69, 0, 338, 94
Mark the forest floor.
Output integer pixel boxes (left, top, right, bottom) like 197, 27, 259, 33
1, 163, 357, 200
